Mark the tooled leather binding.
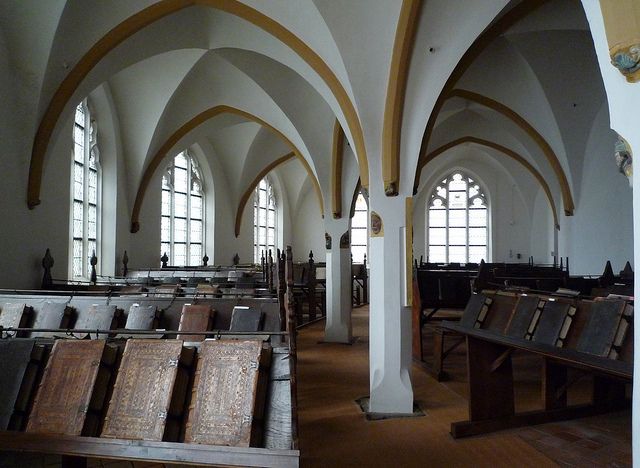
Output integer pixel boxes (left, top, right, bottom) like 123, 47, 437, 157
26, 340, 114, 436
101, 339, 183, 441
230, 307, 264, 332
177, 304, 214, 342
125, 304, 159, 330
30, 302, 72, 338
0, 303, 31, 329
73, 304, 120, 339
184, 340, 265, 446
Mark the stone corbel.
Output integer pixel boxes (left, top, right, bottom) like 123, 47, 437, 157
615, 134, 633, 186
610, 41, 640, 82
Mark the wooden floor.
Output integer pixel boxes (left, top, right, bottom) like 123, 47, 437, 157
297, 306, 632, 467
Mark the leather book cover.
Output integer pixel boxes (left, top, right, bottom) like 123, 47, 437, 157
26, 340, 111, 436
532, 301, 574, 346
177, 304, 214, 342
184, 340, 266, 446
459, 294, 492, 329
30, 302, 72, 338
101, 339, 184, 441
0, 303, 31, 330
230, 307, 264, 332
0, 340, 44, 430
125, 304, 159, 330
481, 292, 517, 333
576, 300, 627, 357
505, 295, 542, 339
73, 304, 119, 339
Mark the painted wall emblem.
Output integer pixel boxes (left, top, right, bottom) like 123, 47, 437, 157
325, 232, 332, 250
371, 211, 383, 237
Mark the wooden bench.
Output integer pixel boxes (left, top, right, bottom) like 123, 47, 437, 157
441, 291, 633, 438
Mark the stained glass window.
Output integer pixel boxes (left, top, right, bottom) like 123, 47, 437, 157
71, 100, 100, 279
427, 172, 488, 263
161, 151, 204, 266
254, 178, 277, 263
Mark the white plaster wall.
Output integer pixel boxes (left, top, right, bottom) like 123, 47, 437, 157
530, 189, 554, 264
292, 186, 325, 262
557, 105, 633, 275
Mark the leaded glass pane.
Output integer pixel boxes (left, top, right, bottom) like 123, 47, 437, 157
88, 169, 97, 204
449, 209, 466, 227
190, 220, 202, 243
352, 211, 367, 228
161, 243, 170, 258
351, 228, 367, 246
258, 208, 267, 226
267, 208, 275, 227
174, 218, 187, 243
73, 201, 83, 238
449, 191, 467, 209
174, 193, 187, 217
175, 152, 187, 169
174, 243, 186, 266
428, 246, 446, 263
469, 227, 486, 246
469, 246, 487, 263
162, 190, 171, 216
449, 246, 466, 263
189, 244, 201, 266
161, 216, 170, 243
174, 167, 187, 193
88, 205, 96, 239
352, 246, 367, 264
428, 228, 446, 245
449, 173, 465, 191
190, 195, 202, 219
428, 209, 446, 227
448, 227, 466, 246
469, 208, 487, 227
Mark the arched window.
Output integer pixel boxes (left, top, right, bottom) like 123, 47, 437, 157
254, 178, 277, 263
351, 191, 368, 263
427, 172, 488, 264
71, 99, 100, 279
161, 151, 204, 266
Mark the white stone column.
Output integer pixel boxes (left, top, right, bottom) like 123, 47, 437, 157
324, 218, 353, 343
368, 194, 414, 414
581, 1, 640, 461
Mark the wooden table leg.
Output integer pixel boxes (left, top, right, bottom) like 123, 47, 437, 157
466, 336, 515, 421
543, 358, 568, 410
432, 327, 446, 381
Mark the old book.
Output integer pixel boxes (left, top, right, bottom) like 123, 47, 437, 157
101, 340, 184, 441
531, 301, 575, 346
0, 340, 46, 431
196, 283, 219, 296
26, 340, 117, 436
459, 294, 493, 329
577, 300, 630, 357
230, 306, 264, 332
73, 304, 120, 339
30, 302, 72, 338
156, 284, 179, 297
177, 304, 214, 342
505, 295, 542, 339
125, 304, 159, 330
481, 292, 517, 333
184, 340, 269, 446
0, 303, 31, 330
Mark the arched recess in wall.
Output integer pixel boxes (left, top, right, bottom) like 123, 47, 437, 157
27, 0, 369, 209
414, 1, 558, 194
130, 105, 324, 233
419, 136, 560, 230
415, 90, 574, 218
448, 89, 574, 216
